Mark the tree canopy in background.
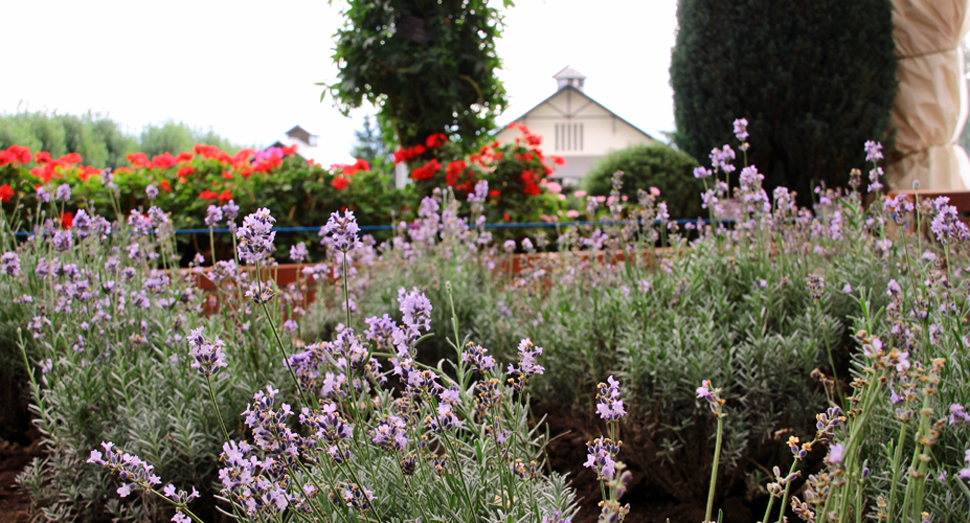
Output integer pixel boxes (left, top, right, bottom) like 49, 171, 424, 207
326, 0, 512, 155
0, 112, 238, 169
670, 0, 897, 205
350, 115, 390, 168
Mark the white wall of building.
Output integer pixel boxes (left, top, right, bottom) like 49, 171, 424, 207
495, 87, 654, 183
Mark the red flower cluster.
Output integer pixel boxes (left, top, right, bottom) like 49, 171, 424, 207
0, 145, 32, 166
445, 160, 477, 193
30, 151, 90, 183
393, 144, 426, 165
425, 133, 448, 149
0, 184, 14, 202
328, 158, 369, 191
392, 133, 449, 165
520, 170, 541, 196
411, 159, 441, 181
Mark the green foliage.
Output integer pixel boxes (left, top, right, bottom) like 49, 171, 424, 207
0, 112, 231, 170
327, 0, 511, 153
582, 143, 703, 219
140, 121, 238, 158
669, 0, 897, 205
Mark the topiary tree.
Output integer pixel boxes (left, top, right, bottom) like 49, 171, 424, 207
582, 143, 703, 219
325, 0, 511, 155
670, 0, 897, 206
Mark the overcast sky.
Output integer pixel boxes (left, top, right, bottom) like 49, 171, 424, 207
0, 0, 678, 163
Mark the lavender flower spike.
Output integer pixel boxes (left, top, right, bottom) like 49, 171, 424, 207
236, 208, 276, 264
323, 210, 362, 252
187, 327, 228, 377
205, 205, 224, 227
87, 441, 162, 498
596, 375, 626, 421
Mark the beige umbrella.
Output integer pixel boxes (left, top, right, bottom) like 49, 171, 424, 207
888, 0, 970, 190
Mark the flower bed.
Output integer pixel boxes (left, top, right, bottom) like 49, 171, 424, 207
2, 123, 970, 523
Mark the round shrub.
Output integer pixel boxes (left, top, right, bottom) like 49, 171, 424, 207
670, 0, 897, 207
582, 143, 703, 219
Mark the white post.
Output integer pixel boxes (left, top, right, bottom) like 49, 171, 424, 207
395, 162, 409, 189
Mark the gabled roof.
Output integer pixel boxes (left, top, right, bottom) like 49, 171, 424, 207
501, 85, 656, 142
553, 65, 586, 80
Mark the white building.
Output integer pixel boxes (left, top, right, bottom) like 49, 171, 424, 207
270, 125, 354, 167
495, 66, 657, 185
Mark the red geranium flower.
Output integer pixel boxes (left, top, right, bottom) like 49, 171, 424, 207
59, 152, 82, 165
445, 160, 466, 187
332, 175, 350, 191
0, 184, 14, 202
159, 180, 171, 192
218, 190, 233, 202
175, 151, 194, 164
61, 212, 74, 229
489, 189, 500, 199
176, 165, 195, 177
152, 152, 177, 170
425, 133, 448, 149
199, 189, 218, 200
127, 152, 150, 168
222, 170, 234, 179
410, 159, 441, 181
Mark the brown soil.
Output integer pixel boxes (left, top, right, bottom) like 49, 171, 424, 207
0, 433, 40, 523
538, 405, 758, 523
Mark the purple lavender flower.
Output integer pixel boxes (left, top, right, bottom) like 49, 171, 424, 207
806, 273, 825, 301
289, 242, 308, 263
36, 186, 50, 203
468, 180, 489, 204
398, 287, 432, 333
693, 166, 712, 179
236, 208, 276, 264
205, 205, 224, 227
543, 510, 574, 523
733, 118, 749, 141
55, 183, 71, 202
825, 443, 844, 465
1, 252, 20, 276
187, 327, 228, 377
949, 404, 970, 425
930, 197, 970, 244
72, 209, 92, 239
507, 338, 544, 392
596, 375, 626, 421
696, 379, 725, 416
329, 482, 375, 512
503, 239, 516, 253
52, 230, 73, 251
372, 415, 408, 451
245, 281, 276, 304
86, 441, 162, 498
301, 403, 354, 444
223, 199, 239, 221
461, 343, 496, 374
584, 437, 620, 479
868, 166, 884, 193
145, 185, 159, 200
322, 210, 361, 253
864, 140, 883, 162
